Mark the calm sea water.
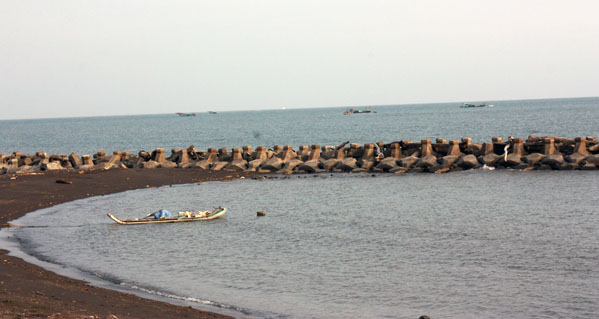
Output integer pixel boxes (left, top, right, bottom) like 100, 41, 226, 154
1, 97, 598, 155
6, 171, 599, 318
2, 97, 599, 318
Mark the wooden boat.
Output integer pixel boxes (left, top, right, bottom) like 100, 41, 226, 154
107, 207, 227, 225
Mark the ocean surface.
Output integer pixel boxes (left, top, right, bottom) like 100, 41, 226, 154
6, 172, 599, 318
1, 97, 598, 155
2, 97, 599, 318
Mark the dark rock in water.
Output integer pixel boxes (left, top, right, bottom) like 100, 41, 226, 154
581, 154, 599, 166
320, 158, 339, 171
559, 162, 578, 170
415, 155, 437, 169
479, 153, 500, 166
335, 158, 358, 172
536, 164, 553, 170
358, 160, 375, 171
225, 159, 248, 171
257, 211, 266, 216
580, 162, 598, 170
261, 157, 283, 172
196, 148, 219, 169
398, 156, 419, 168
566, 138, 590, 164
438, 155, 460, 167
504, 154, 522, 167
390, 167, 409, 174
347, 143, 364, 158
297, 159, 320, 173
375, 157, 398, 171
247, 158, 265, 171
465, 143, 482, 155
513, 163, 530, 170
247, 146, 268, 171
566, 152, 587, 164
283, 159, 303, 172
541, 153, 564, 168
522, 153, 544, 166
456, 154, 479, 169
432, 166, 451, 174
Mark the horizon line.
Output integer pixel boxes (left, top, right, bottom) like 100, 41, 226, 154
2, 95, 597, 121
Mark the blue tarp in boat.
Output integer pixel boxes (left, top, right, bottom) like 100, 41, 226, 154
154, 209, 172, 219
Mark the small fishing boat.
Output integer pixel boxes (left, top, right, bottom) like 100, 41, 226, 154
107, 207, 227, 225
460, 103, 493, 108
176, 112, 197, 117
343, 107, 376, 115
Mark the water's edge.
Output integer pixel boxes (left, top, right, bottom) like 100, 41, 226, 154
0, 184, 253, 319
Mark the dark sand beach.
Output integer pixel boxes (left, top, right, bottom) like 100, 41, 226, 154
0, 168, 258, 318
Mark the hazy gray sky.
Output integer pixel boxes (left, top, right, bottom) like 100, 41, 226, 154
1, 0, 598, 119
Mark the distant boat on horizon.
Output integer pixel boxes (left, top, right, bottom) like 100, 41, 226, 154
460, 103, 493, 108
208, 111, 218, 114
176, 112, 197, 117
343, 106, 376, 115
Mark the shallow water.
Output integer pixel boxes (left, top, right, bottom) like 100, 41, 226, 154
8, 170, 599, 318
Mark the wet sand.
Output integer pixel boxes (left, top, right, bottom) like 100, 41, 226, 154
0, 168, 259, 319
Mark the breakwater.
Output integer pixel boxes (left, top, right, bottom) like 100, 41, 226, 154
2, 136, 599, 175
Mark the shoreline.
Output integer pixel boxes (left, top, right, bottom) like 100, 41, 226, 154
0, 168, 259, 319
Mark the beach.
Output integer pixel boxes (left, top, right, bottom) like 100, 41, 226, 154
0, 168, 257, 319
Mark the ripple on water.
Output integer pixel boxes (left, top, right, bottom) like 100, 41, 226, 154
8, 170, 599, 319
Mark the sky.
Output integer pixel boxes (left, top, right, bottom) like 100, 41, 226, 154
1, 0, 598, 119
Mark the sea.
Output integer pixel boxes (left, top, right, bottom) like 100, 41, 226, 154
1, 97, 599, 318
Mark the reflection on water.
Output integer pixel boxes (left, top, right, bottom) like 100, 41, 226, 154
9, 170, 599, 319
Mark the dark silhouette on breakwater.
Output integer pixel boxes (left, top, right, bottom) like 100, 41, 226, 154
2, 136, 598, 175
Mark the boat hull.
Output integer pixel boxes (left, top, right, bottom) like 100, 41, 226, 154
107, 208, 227, 225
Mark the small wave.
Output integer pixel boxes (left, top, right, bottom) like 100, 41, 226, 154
119, 281, 255, 316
